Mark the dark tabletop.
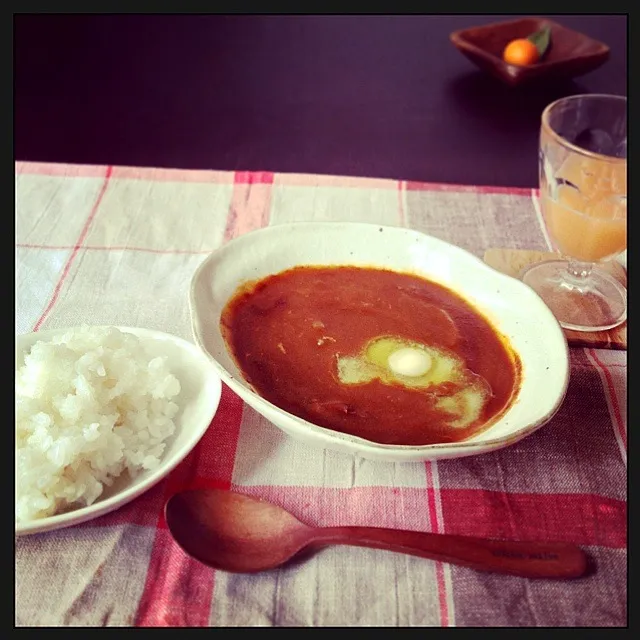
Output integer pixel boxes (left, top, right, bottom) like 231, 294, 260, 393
14, 14, 627, 188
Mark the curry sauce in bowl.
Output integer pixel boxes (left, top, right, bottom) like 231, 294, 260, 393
221, 266, 521, 446
190, 222, 568, 462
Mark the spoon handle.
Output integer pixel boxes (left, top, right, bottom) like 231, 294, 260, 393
313, 527, 588, 579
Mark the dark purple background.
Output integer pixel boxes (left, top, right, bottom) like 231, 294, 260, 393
14, 15, 627, 187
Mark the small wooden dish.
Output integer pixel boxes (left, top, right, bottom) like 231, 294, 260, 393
450, 17, 610, 86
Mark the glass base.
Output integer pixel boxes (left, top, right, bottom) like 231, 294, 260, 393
521, 260, 627, 332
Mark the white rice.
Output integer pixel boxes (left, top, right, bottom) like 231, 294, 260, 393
15, 326, 181, 523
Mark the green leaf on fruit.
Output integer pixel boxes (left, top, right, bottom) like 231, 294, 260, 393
528, 26, 551, 58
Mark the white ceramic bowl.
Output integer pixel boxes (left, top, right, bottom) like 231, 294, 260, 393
190, 222, 569, 462
16, 326, 222, 535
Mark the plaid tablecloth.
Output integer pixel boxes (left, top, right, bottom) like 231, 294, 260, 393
15, 162, 627, 627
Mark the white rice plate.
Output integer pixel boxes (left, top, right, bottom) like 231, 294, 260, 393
15, 326, 181, 523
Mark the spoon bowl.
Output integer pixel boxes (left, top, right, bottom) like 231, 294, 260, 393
166, 489, 590, 579
166, 488, 312, 572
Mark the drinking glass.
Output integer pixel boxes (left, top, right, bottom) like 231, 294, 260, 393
522, 94, 627, 332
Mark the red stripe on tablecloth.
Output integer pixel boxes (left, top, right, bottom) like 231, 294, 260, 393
31, 166, 113, 332
135, 528, 216, 627
223, 171, 274, 240
440, 489, 626, 549
233, 170, 275, 185
425, 462, 450, 627
226, 485, 626, 550
586, 348, 627, 454
134, 386, 244, 627
156, 386, 246, 531
435, 563, 449, 626
135, 175, 272, 626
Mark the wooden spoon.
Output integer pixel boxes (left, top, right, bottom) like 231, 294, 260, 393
165, 489, 589, 579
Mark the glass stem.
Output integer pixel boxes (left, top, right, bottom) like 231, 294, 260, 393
565, 260, 594, 286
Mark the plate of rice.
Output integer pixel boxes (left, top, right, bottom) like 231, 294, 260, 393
15, 325, 222, 536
